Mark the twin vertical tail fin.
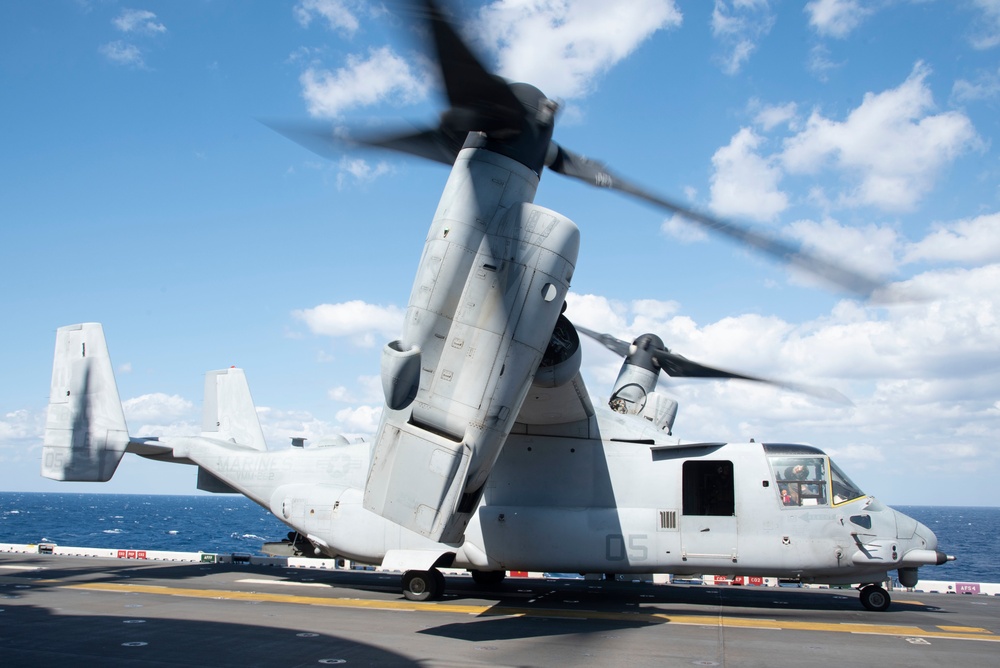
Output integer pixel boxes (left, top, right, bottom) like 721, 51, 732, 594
197, 367, 267, 493
42, 323, 129, 481
200, 368, 267, 451
41, 323, 268, 487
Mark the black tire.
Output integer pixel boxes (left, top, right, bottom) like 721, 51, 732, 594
860, 584, 891, 611
470, 569, 506, 587
402, 570, 441, 602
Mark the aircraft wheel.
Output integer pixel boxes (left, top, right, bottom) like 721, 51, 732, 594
401, 569, 442, 601
470, 569, 506, 587
860, 584, 891, 611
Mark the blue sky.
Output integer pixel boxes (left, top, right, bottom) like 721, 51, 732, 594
2, 1, 999, 507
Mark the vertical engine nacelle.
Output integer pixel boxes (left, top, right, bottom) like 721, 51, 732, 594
608, 333, 678, 433
532, 315, 581, 389
366, 148, 579, 544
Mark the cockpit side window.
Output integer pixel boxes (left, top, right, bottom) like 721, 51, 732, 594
769, 456, 828, 507
830, 460, 865, 505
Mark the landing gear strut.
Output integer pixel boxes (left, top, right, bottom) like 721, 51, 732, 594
859, 584, 891, 611
401, 568, 446, 601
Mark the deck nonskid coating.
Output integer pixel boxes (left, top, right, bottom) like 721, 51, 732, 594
1, 553, 997, 667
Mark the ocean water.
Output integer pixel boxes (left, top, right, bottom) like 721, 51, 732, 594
0, 492, 286, 556
0, 493, 996, 583
897, 505, 999, 583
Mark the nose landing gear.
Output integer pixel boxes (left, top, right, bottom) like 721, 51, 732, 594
859, 584, 891, 611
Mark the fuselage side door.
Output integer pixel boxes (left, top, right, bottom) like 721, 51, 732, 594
680, 460, 738, 562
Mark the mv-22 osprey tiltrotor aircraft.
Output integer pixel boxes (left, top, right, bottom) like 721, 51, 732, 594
42, 1, 951, 611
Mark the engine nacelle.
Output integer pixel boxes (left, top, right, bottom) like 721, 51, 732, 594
634, 392, 678, 433
609, 364, 659, 415
365, 147, 580, 544
532, 315, 581, 389
606, 333, 677, 433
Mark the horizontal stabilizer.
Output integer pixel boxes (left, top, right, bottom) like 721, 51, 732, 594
42, 323, 129, 481
197, 466, 239, 494
201, 368, 267, 451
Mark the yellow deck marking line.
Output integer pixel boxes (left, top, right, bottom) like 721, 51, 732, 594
64, 582, 999, 643
937, 625, 992, 634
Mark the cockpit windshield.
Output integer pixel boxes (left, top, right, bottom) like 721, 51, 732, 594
768, 452, 866, 508
829, 460, 865, 505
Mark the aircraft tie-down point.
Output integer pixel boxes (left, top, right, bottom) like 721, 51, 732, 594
42, 1, 952, 611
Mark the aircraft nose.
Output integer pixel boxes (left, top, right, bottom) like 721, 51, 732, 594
892, 506, 918, 540
894, 511, 954, 567
912, 520, 938, 551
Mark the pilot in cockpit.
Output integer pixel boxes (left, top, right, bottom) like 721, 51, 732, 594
783, 464, 809, 480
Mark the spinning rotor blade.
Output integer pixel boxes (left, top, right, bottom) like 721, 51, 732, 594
263, 119, 465, 167
270, 0, 888, 301
364, 126, 468, 165
576, 325, 852, 405
414, 0, 526, 134
264, 0, 532, 168
547, 143, 884, 299
574, 325, 632, 359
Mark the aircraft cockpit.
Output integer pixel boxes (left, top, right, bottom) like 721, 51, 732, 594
765, 444, 866, 508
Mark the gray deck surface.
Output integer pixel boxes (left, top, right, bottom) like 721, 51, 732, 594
1, 553, 997, 667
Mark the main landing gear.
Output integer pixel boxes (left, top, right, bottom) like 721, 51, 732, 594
401, 569, 446, 601
400, 569, 507, 600
859, 584, 891, 611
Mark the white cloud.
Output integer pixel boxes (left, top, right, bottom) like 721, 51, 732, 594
300, 46, 430, 118
970, 0, 1000, 49
780, 63, 979, 211
294, 0, 360, 34
473, 0, 682, 99
335, 156, 392, 189
567, 262, 1000, 498
661, 213, 709, 243
329, 375, 383, 404
122, 393, 195, 424
112, 9, 166, 35
256, 406, 365, 447
293, 300, 405, 347
335, 404, 382, 433
631, 299, 682, 322
115, 393, 199, 439
804, 0, 871, 38
328, 386, 352, 402
709, 127, 788, 222
0, 409, 43, 443
565, 293, 629, 333
807, 43, 843, 81
710, 0, 775, 75
952, 68, 1000, 103
99, 41, 145, 68
752, 101, 798, 131
786, 218, 901, 281
904, 213, 1000, 264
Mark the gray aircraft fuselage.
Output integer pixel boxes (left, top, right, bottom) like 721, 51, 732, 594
171, 410, 939, 586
